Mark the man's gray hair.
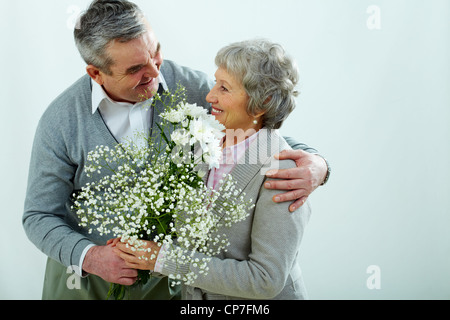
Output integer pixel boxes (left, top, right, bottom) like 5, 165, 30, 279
74, 0, 147, 75
215, 39, 299, 129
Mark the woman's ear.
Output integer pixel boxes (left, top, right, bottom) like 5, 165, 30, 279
254, 109, 266, 122
86, 65, 104, 86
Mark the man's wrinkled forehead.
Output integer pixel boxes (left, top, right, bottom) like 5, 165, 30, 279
106, 29, 161, 73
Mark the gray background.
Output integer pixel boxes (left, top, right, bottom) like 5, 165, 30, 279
1, 0, 449, 299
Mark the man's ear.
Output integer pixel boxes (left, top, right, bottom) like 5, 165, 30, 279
86, 65, 104, 86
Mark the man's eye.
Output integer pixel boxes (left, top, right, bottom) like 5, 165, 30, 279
129, 66, 143, 74
220, 86, 229, 92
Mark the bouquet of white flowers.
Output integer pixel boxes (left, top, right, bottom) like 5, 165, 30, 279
72, 86, 253, 300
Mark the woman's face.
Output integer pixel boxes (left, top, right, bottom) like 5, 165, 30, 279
206, 68, 261, 134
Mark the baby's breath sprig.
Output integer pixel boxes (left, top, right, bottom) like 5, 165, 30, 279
72, 85, 254, 299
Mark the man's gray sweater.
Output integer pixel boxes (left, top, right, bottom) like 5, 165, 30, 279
23, 60, 214, 269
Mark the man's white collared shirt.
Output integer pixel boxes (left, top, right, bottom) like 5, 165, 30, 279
90, 75, 168, 147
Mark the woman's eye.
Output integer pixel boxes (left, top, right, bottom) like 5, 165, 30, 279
220, 86, 229, 92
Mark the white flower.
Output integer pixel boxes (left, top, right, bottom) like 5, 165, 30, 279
170, 129, 190, 146
202, 142, 223, 169
189, 118, 211, 147
204, 116, 226, 136
183, 103, 208, 119
160, 108, 186, 123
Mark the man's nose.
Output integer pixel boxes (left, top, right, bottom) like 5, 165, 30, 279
143, 60, 160, 78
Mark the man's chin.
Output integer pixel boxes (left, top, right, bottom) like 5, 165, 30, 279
137, 91, 155, 102
137, 80, 159, 99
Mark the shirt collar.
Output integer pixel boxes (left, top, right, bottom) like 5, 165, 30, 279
220, 130, 260, 165
91, 73, 169, 114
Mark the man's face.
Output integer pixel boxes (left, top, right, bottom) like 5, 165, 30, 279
90, 22, 163, 103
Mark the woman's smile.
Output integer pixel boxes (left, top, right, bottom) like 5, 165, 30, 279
211, 106, 224, 115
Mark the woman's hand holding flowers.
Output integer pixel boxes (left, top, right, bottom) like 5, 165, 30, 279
110, 238, 161, 271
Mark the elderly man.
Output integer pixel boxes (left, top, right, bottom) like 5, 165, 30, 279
23, 0, 330, 300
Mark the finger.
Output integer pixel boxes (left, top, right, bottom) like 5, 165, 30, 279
123, 260, 142, 269
121, 267, 139, 278
265, 178, 309, 191
112, 238, 122, 246
113, 247, 139, 265
115, 249, 152, 271
117, 276, 138, 286
275, 149, 307, 161
266, 167, 307, 180
272, 189, 309, 203
289, 197, 308, 213
115, 242, 137, 255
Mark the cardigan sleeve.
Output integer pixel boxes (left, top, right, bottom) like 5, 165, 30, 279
283, 136, 319, 154
159, 159, 311, 299
23, 113, 94, 270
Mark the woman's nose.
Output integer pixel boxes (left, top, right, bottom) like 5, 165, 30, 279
206, 88, 217, 103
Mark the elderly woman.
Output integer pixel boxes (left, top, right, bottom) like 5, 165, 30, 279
115, 39, 311, 300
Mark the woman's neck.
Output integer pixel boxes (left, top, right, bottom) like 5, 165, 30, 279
222, 127, 261, 148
